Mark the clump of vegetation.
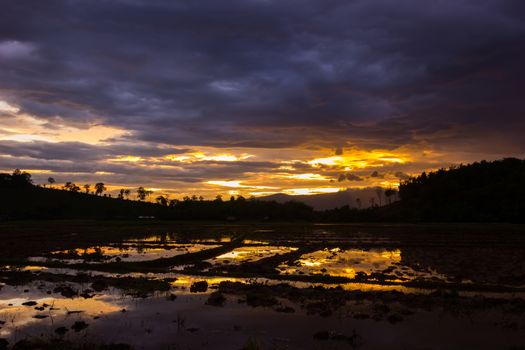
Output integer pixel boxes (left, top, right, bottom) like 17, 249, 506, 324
206, 291, 226, 306
190, 281, 208, 293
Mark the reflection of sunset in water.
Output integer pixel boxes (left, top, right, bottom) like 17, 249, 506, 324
170, 276, 254, 294
38, 244, 219, 263
0, 293, 122, 337
210, 246, 298, 265
20, 265, 49, 271
279, 248, 405, 279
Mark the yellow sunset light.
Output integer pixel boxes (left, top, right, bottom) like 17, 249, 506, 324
283, 187, 341, 195
166, 152, 252, 163
308, 156, 343, 167
110, 155, 143, 162
0, 100, 20, 113
207, 180, 243, 188
288, 173, 329, 180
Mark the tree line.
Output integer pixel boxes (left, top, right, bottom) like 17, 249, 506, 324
0, 169, 314, 221
2, 158, 524, 222
42, 176, 156, 201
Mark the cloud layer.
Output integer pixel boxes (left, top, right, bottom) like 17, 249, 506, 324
1, 0, 524, 197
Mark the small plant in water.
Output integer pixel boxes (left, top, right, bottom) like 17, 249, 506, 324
176, 313, 186, 332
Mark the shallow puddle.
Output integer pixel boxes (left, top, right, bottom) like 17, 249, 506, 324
208, 246, 298, 266
29, 244, 220, 264
279, 248, 449, 282
1, 279, 524, 350
4, 226, 525, 349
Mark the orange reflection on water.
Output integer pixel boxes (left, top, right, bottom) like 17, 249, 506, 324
48, 244, 219, 262
211, 246, 298, 264
170, 275, 253, 294
0, 295, 122, 337
279, 248, 402, 278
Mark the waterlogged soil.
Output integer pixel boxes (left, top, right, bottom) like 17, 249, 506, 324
1, 221, 525, 349
30, 243, 220, 264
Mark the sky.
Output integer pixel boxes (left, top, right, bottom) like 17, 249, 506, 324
1, 0, 524, 199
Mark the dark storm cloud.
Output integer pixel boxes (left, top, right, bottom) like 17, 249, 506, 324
0, 0, 524, 151
0, 141, 188, 161
0, 140, 288, 184
394, 171, 410, 180
338, 173, 364, 182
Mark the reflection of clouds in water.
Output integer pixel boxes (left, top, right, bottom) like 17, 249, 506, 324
279, 248, 430, 280
20, 265, 49, 271
31, 244, 220, 264
211, 246, 298, 264
0, 290, 122, 337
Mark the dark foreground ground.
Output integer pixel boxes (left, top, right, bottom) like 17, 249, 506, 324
1, 221, 525, 349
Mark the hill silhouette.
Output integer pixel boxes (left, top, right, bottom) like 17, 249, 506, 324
1, 158, 524, 222
396, 157, 525, 222
0, 170, 313, 221
319, 158, 525, 223
259, 187, 390, 210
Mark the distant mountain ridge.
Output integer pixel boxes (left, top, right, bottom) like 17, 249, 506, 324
259, 188, 390, 210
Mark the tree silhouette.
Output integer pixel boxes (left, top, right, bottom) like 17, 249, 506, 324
63, 182, 80, 192
47, 177, 56, 188
7, 169, 33, 187
384, 188, 397, 205
3, 158, 525, 222
137, 186, 153, 201
83, 184, 90, 194
94, 182, 106, 196
124, 189, 131, 199
375, 187, 383, 206
156, 195, 168, 206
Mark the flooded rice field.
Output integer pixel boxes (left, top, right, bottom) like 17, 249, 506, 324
29, 243, 220, 264
1, 222, 525, 349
